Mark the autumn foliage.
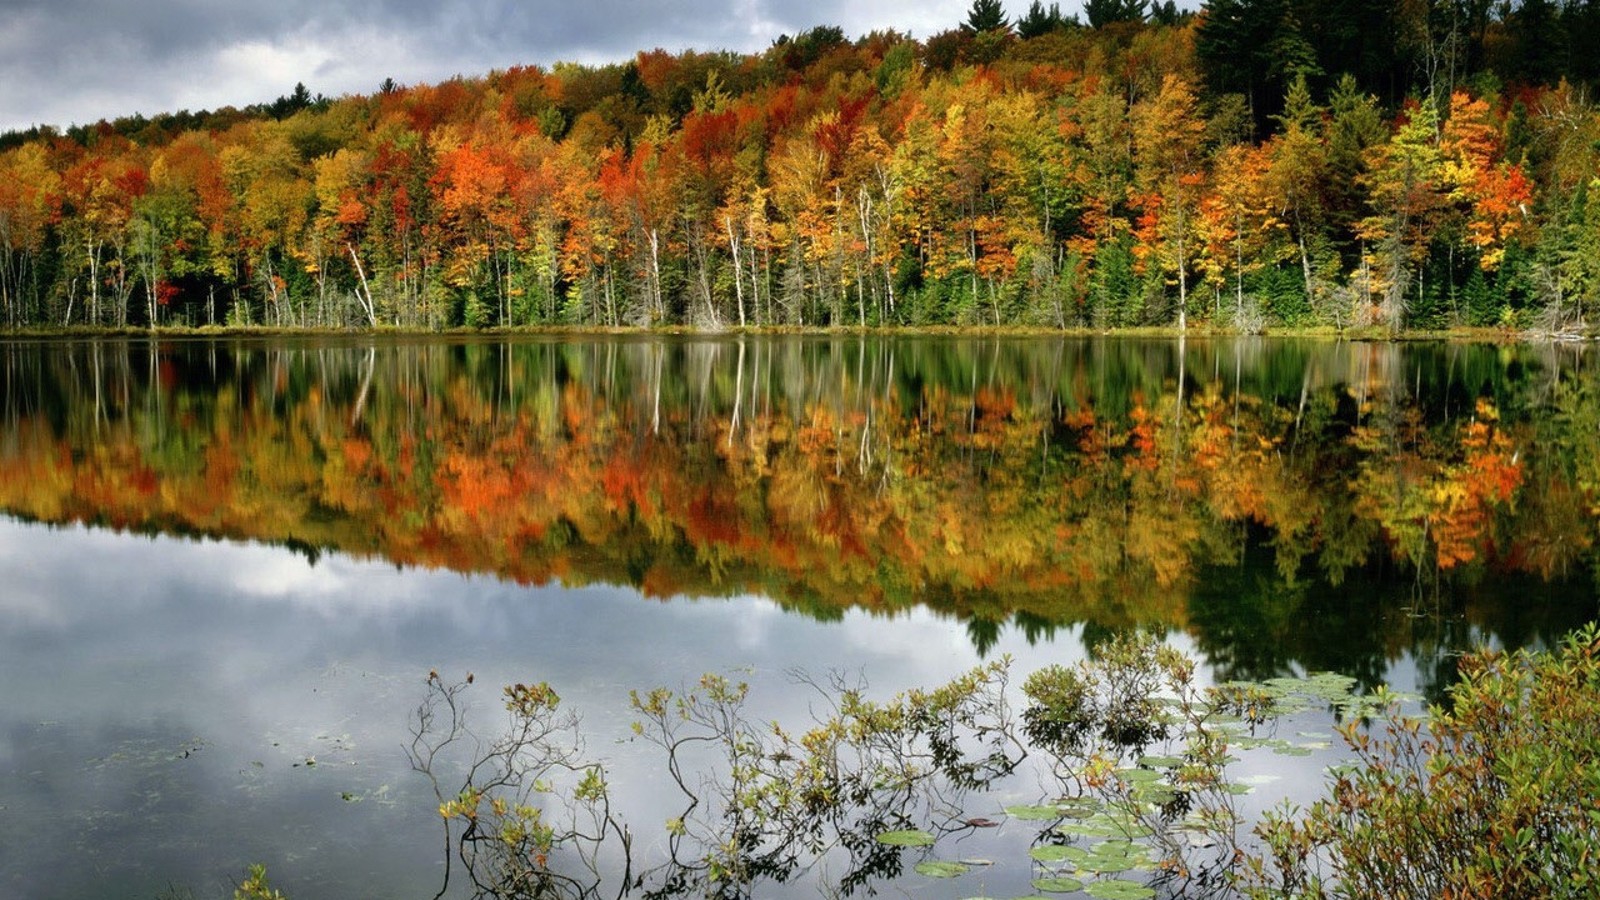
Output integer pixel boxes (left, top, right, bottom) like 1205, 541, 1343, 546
3, 8, 1599, 333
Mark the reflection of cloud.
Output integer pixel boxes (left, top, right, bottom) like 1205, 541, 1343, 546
0, 514, 1436, 897
0, 582, 64, 629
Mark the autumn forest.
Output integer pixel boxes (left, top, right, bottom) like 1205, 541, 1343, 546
2, 1, 1600, 335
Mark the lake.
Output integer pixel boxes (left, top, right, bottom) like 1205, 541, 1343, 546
0, 335, 1595, 899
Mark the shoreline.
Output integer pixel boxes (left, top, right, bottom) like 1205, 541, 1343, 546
0, 323, 1573, 343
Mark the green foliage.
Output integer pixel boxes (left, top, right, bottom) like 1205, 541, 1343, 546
1083, 0, 1147, 29
1022, 633, 1175, 754
1018, 1, 1074, 38
233, 865, 286, 900
965, 0, 1010, 33
1243, 623, 1600, 899
396, 624, 1600, 898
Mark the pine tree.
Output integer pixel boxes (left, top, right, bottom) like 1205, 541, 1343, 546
1018, 1, 1070, 37
965, 0, 1010, 33
1084, 0, 1147, 28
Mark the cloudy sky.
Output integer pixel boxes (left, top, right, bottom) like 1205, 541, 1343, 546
0, 0, 1059, 134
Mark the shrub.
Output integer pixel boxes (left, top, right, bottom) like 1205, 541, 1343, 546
1244, 622, 1600, 900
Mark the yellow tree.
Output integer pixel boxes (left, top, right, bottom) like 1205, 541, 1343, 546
1266, 75, 1331, 313
0, 144, 62, 327
1439, 92, 1534, 273
311, 148, 378, 326
1357, 97, 1449, 331
1200, 142, 1280, 326
1131, 74, 1207, 331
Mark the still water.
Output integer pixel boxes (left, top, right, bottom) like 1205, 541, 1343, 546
0, 335, 1595, 899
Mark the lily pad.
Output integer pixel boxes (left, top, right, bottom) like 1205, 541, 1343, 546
1029, 844, 1087, 864
1137, 754, 1184, 768
1132, 782, 1179, 804
1031, 876, 1085, 893
915, 860, 970, 878
1054, 819, 1124, 839
1085, 879, 1157, 899
1080, 855, 1137, 874
1006, 804, 1065, 821
875, 829, 935, 847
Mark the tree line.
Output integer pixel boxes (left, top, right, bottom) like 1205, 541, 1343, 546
2, 0, 1600, 332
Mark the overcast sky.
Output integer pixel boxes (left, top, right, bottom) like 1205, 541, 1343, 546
0, 0, 1069, 135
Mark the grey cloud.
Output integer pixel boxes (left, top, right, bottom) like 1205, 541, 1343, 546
0, 0, 981, 132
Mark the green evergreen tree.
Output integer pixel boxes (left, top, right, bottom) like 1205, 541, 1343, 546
1018, 1, 1070, 37
965, 0, 1010, 33
1084, 0, 1147, 29
1149, 1, 1185, 25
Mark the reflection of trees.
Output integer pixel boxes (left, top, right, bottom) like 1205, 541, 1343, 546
0, 337, 1595, 670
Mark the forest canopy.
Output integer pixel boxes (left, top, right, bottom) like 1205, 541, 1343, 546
2, 0, 1599, 333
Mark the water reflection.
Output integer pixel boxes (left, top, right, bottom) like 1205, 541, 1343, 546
1, 336, 1593, 674
0, 515, 1116, 899
1, 335, 1597, 897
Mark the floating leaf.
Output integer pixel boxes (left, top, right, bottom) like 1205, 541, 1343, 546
1115, 768, 1161, 784
1085, 879, 1157, 899
1132, 782, 1179, 804
1031, 876, 1085, 893
1137, 755, 1183, 768
1054, 820, 1123, 838
915, 860, 969, 878
1029, 844, 1087, 864
1080, 855, 1136, 874
1007, 804, 1066, 821
1008, 799, 1099, 821
875, 829, 935, 847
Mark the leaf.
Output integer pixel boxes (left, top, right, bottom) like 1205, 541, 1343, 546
1006, 800, 1098, 820
1085, 880, 1157, 899
1029, 844, 1088, 864
875, 829, 935, 846
1031, 876, 1085, 893
915, 860, 970, 878
1080, 855, 1137, 874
